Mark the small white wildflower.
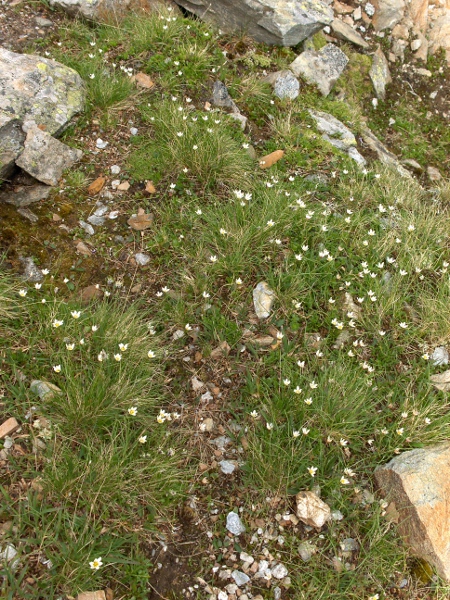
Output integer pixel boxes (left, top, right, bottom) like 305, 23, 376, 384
128, 407, 138, 416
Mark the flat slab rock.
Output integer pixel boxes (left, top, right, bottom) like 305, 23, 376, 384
0, 47, 85, 178
15, 125, 82, 186
0, 182, 51, 207
375, 443, 450, 582
173, 0, 333, 46
290, 43, 348, 96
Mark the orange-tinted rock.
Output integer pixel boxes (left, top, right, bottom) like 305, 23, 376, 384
258, 150, 284, 169
0, 417, 19, 439
375, 443, 450, 582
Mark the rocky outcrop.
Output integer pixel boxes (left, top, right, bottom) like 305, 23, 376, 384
290, 43, 348, 96
48, 0, 173, 20
375, 443, 450, 582
308, 109, 366, 166
369, 46, 391, 100
0, 48, 85, 180
172, 0, 334, 46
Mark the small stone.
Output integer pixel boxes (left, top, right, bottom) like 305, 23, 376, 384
0, 183, 50, 207
30, 380, 62, 400
19, 256, 43, 282
87, 215, 105, 226
273, 587, 281, 600
219, 460, 236, 474
76, 240, 92, 256
427, 166, 442, 181
87, 176, 106, 195
225, 583, 238, 594
0, 543, 19, 570
212, 80, 238, 112
232, 570, 250, 586
264, 70, 300, 100
298, 541, 317, 561
331, 509, 344, 521
130, 127, 138, 135
240, 552, 254, 565
79, 221, 95, 235
96, 138, 108, 149
229, 112, 248, 130
131, 72, 155, 89
172, 330, 185, 341
431, 347, 449, 366
203, 418, 214, 432
117, 181, 130, 191
135, 252, 150, 266
271, 563, 288, 579
77, 592, 107, 600
17, 207, 39, 223
296, 491, 331, 529
253, 281, 275, 319
290, 43, 349, 97
411, 38, 422, 51
369, 46, 392, 101
110, 165, 121, 175
340, 538, 359, 552
331, 18, 370, 47
226, 512, 245, 535
35, 16, 53, 26
0, 417, 19, 439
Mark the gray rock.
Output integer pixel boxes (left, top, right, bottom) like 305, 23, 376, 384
219, 460, 236, 474
271, 563, 288, 579
226, 511, 245, 535
30, 380, 62, 400
0, 48, 85, 178
0, 116, 26, 180
232, 570, 250, 586
331, 18, 370, 48
17, 207, 39, 222
266, 70, 300, 100
296, 491, 331, 528
308, 109, 356, 150
361, 128, 411, 178
229, 112, 248, 131
35, 16, 53, 27
135, 252, 150, 266
19, 256, 43, 282
213, 81, 239, 112
347, 146, 367, 167
401, 158, 423, 173
298, 541, 317, 561
173, 0, 333, 46
340, 538, 359, 552
0, 543, 19, 570
274, 587, 282, 600
431, 347, 449, 366
15, 125, 82, 186
0, 183, 51, 207
369, 46, 392, 100
79, 220, 95, 235
290, 43, 349, 96
372, 0, 405, 30
87, 214, 105, 226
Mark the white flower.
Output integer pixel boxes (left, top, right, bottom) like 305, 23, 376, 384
41, 269, 50, 275
399, 322, 408, 329
89, 557, 103, 570
343, 467, 355, 477
209, 255, 218, 263
98, 350, 108, 362
266, 220, 275, 227
18, 289, 28, 297
276, 332, 284, 340
53, 365, 61, 373
266, 422, 274, 431
340, 438, 348, 447
307, 466, 317, 477
295, 254, 303, 261
66, 343, 75, 351
396, 427, 404, 435
147, 350, 155, 358
422, 353, 429, 360
119, 343, 128, 352
294, 386, 302, 394
304, 397, 313, 405
293, 430, 300, 438
128, 407, 138, 416
92, 325, 98, 332
302, 427, 310, 436
71, 310, 81, 319
283, 378, 290, 386
202, 291, 210, 299
340, 476, 350, 485
219, 228, 227, 235
185, 323, 192, 331
309, 381, 318, 389
139, 435, 147, 444
114, 353, 122, 362
34, 283, 42, 290
52, 319, 64, 328
235, 278, 243, 285
250, 410, 259, 418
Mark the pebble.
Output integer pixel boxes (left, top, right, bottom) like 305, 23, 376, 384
271, 563, 288, 580
431, 346, 449, 366
108, 211, 119, 219
240, 552, 254, 565
298, 541, 316, 562
135, 252, 150, 266
219, 460, 236, 474
273, 587, 282, 600
110, 165, 121, 175
226, 512, 245, 535
20, 256, 43, 282
94, 204, 108, 217
87, 215, 105, 226
95, 138, 108, 149
331, 509, 344, 521
340, 538, 359, 552
231, 570, 250, 586
0, 543, 19, 569
79, 220, 95, 235
3, 437, 13, 449
173, 329, 185, 340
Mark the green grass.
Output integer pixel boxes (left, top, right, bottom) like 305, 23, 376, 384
4, 4, 450, 599
0, 274, 187, 598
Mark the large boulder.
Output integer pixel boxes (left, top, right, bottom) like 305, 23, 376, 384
48, 0, 173, 20
172, 0, 334, 46
0, 48, 85, 180
375, 443, 450, 582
